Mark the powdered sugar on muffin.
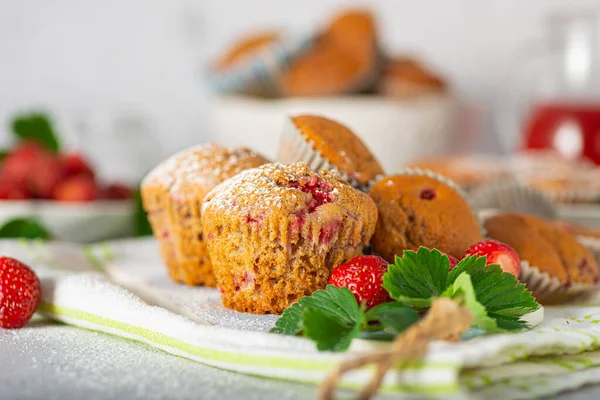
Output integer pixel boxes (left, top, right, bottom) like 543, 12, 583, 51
141, 143, 269, 286
201, 162, 377, 314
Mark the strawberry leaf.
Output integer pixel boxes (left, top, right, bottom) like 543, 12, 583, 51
10, 111, 61, 153
441, 272, 499, 333
365, 302, 419, 334
270, 285, 365, 351
0, 217, 52, 240
449, 255, 538, 330
382, 247, 450, 309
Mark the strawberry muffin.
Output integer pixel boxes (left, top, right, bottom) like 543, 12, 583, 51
369, 173, 482, 261
280, 10, 378, 96
484, 212, 600, 304
213, 31, 280, 71
278, 114, 384, 189
201, 162, 377, 314
141, 144, 269, 286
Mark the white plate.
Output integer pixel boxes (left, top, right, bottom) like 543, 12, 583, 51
0, 200, 135, 243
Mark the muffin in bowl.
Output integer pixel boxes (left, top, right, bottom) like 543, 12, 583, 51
201, 162, 377, 314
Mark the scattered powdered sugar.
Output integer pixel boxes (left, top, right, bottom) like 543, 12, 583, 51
141, 143, 268, 197
0, 320, 313, 400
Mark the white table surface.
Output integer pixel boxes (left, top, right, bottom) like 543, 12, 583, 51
3, 317, 600, 400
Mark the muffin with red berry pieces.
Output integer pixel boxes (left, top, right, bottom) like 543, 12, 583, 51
278, 114, 384, 190
484, 212, 600, 304
141, 143, 269, 287
369, 172, 482, 262
201, 162, 377, 314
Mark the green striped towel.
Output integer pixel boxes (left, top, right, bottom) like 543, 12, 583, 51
4, 238, 600, 399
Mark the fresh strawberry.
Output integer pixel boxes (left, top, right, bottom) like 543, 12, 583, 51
61, 153, 95, 179
52, 175, 98, 202
1, 141, 46, 184
102, 183, 132, 200
328, 255, 390, 309
464, 240, 521, 277
447, 254, 460, 270
0, 175, 30, 199
27, 152, 64, 198
0, 256, 41, 329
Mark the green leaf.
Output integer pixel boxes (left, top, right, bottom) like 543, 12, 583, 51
303, 308, 362, 351
270, 302, 303, 335
383, 248, 450, 309
449, 255, 539, 330
365, 302, 419, 335
10, 111, 60, 152
441, 272, 499, 333
133, 189, 153, 237
0, 217, 52, 240
270, 285, 365, 351
0, 149, 8, 163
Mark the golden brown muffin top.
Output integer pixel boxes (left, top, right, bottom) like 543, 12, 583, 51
484, 212, 600, 284
280, 39, 373, 97
290, 115, 384, 185
369, 174, 481, 260
203, 162, 376, 220
214, 31, 280, 70
142, 143, 269, 200
324, 9, 378, 49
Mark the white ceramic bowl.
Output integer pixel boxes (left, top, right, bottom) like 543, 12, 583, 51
209, 94, 472, 173
0, 200, 135, 243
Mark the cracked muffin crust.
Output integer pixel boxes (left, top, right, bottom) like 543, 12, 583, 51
484, 213, 600, 286
201, 162, 377, 314
280, 114, 384, 188
141, 143, 269, 286
369, 174, 481, 261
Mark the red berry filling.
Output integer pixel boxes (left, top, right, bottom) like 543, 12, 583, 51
419, 188, 436, 200
319, 220, 342, 245
288, 175, 335, 213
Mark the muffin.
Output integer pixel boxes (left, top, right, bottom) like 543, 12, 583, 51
201, 162, 377, 314
369, 173, 482, 261
214, 32, 280, 70
378, 56, 446, 98
278, 114, 384, 189
141, 143, 269, 286
280, 10, 379, 96
484, 212, 600, 304
509, 150, 600, 203
208, 31, 312, 97
406, 155, 510, 191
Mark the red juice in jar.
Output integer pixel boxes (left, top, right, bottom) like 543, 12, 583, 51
523, 101, 600, 165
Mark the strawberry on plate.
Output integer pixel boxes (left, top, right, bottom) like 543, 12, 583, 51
0, 174, 30, 200
1, 141, 47, 184
27, 152, 64, 198
61, 153, 95, 179
328, 255, 391, 309
464, 240, 521, 277
52, 174, 98, 202
0, 256, 41, 329
102, 183, 132, 200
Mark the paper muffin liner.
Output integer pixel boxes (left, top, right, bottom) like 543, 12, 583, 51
395, 167, 486, 238
519, 260, 600, 305
277, 116, 383, 192
469, 179, 558, 221
205, 32, 313, 97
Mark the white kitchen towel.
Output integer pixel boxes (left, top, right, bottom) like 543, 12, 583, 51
4, 238, 600, 399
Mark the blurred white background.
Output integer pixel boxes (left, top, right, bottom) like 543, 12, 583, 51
1, 0, 599, 181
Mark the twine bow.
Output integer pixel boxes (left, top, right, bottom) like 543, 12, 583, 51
319, 298, 473, 400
